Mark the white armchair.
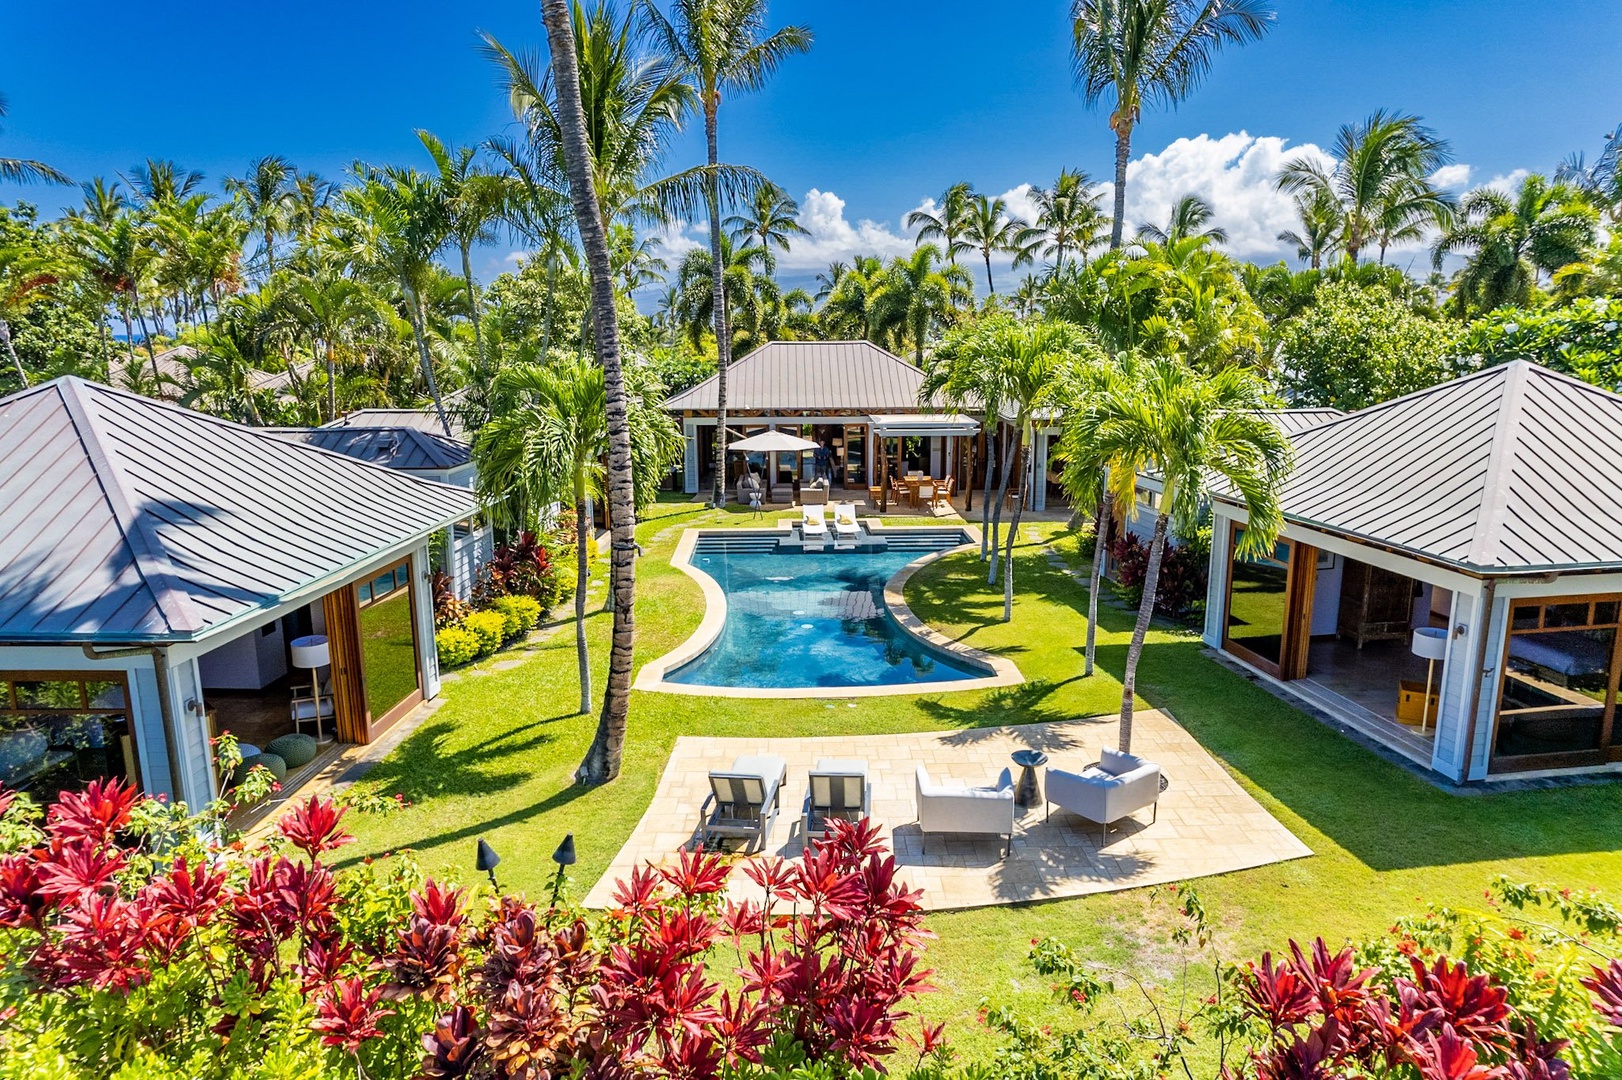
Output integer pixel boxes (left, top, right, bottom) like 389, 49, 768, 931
1046, 748, 1162, 843
914, 764, 1015, 856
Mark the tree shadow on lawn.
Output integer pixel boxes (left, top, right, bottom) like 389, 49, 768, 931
352, 713, 571, 805
1089, 638, 1622, 872
916, 677, 1091, 733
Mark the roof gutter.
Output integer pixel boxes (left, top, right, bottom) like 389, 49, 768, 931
80, 643, 188, 800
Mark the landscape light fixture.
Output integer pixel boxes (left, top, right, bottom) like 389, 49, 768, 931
475, 837, 502, 892
549, 833, 576, 906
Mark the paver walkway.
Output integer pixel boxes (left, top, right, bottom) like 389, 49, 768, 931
583, 709, 1311, 911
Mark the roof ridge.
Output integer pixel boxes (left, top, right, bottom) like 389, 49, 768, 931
55, 378, 206, 635
1465, 360, 1531, 567
1288, 363, 1509, 443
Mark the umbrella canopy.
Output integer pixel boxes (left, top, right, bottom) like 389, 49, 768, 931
728, 431, 819, 453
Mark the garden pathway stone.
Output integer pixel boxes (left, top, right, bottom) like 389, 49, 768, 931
583, 710, 1311, 911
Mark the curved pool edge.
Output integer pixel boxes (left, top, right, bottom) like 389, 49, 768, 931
633, 526, 1025, 699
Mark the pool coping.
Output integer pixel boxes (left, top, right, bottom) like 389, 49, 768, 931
632, 522, 1025, 699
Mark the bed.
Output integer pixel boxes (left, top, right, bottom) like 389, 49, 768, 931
1508, 631, 1612, 680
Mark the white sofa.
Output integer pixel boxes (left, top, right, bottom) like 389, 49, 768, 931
1046, 748, 1162, 843
915, 764, 1015, 856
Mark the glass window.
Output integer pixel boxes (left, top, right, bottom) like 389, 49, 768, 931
0, 673, 135, 796
1225, 529, 1292, 668
1495, 596, 1622, 764
356, 560, 421, 723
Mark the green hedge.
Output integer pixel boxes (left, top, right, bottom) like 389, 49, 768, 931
490, 595, 542, 639
464, 610, 507, 658
435, 624, 481, 668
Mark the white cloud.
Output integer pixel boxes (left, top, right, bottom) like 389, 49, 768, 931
504, 250, 531, 265
996, 182, 1041, 228
774, 188, 914, 270
646, 219, 706, 262
1431, 163, 1472, 190
1483, 168, 1530, 195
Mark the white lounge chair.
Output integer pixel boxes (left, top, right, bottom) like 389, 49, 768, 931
802, 505, 828, 537
803, 758, 870, 840
833, 502, 860, 538
1046, 748, 1162, 843
701, 754, 788, 852
915, 764, 1015, 857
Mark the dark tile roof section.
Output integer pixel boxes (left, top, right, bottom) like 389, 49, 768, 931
0, 378, 477, 643
267, 427, 471, 472
664, 341, 943, 413
1214, 362, 1622, 573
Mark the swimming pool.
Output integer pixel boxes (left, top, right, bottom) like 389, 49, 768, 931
663, 531, 988, 691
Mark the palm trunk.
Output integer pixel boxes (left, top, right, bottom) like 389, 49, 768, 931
406, 290, 454, 438
325, 342, 337, 422
264, 224, 276, 280
0, 319, 27, 388
118, 307, 139, 372
1001, 430, 1030, 622
461, 241, 484, 369
988, 424, 1016, 583
541, 249, 558, 355
573, 492, 591, 716
543, 0, 637, 787
982, 251, 995, 294
979, 419, 996, 559
133, 292, 161, 384
1083, 489, 1110, 677
705, 97, 731, 508
1118, 511, 1168, 753
1109, 123, 1132, 251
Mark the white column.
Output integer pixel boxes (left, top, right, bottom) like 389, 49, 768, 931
1033, 430, 1050, 512
414, 542, 443, 702
682, 420, 699, 494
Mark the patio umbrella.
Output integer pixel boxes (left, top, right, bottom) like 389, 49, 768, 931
728, 431, 819, 453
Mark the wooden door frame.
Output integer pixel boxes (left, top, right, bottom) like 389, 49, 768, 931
1221, 521, 1316, 680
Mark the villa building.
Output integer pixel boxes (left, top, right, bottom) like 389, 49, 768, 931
1204, 361, 1622, 783
0, 377, 478, 808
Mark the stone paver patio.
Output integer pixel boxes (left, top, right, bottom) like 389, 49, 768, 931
583, 709, 1311, 911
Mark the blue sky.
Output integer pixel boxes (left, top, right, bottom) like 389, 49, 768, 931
3, 0, 1618, 291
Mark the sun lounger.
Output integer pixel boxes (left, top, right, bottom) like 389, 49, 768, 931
802, 505, 828, 537
833, 502, 860, 538
803, 758, 871, 840
701, 754, 788, 852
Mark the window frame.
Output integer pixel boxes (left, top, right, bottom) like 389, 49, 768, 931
1490, 592, 1622, 774
0, 670, 139, 792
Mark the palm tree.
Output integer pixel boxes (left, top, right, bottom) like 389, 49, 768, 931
325, 168, 456, 435
1556, 125, 1621, 225
723, 181, 807, 273
1061, 355, 1290, 751
868, 244, 972, 365
1027, 169, 1106, 268
675, 236, 782, 353
0, 93, 69, 186
960, 194, 1027, 294
225, 156, 295, 280
1136, 193, 1227, 245
476, 357, 683, 716
539, 0, 644, 786
1070, 0, 1274, 251
818, 255, 885, 339
925, 318, 1009, 562
967, 318, 1095, 620
906, 182, 974, 265
0, 238, 65, 387
1275, 109, 1454, 265
417, 131, 510, 371
69, 212, 160, 380
275, 270, 386, 421
643, 0, 812, 509
1277, 188, 1343, 269
1432, 174, 1598, 314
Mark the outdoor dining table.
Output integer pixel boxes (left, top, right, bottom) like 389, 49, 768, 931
904, 476, 923, 506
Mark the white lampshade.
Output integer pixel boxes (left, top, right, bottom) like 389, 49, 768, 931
1411, 626, 1448, 661
290, 635, 330, 669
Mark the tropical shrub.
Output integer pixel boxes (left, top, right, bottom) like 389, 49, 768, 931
431, 569, 474, 630
434, 624, 481, 668
489, 595, 542, 640
1455, 296, 1622, 391
462, 611, 507, 659
1108, 530, 1208, 620
1277, 280, 1463, 410
0, 783, 940, 1080
479, 530, 561, 611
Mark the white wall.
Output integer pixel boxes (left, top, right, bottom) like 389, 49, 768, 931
197, 620, 287, 690
1310, 555, 1344, 636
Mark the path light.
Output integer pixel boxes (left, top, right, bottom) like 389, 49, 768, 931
476, 838, 502, 892
549, 833, 576, 907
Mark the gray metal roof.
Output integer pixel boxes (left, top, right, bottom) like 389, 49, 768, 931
323, 390, 469, 440
665, 341, 942, 413
1216, 362, 1622, 574
0, 377, 477, 643
1266, 407, 1344, 436
111, 347, 310, 396
267, 426, 471, 472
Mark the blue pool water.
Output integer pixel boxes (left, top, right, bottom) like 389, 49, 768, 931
667, 543, 985, 690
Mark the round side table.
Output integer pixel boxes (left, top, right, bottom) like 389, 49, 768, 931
1011, 749, 1048, 809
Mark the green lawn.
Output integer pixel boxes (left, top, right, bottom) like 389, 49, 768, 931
341, 494, 1622, 1063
